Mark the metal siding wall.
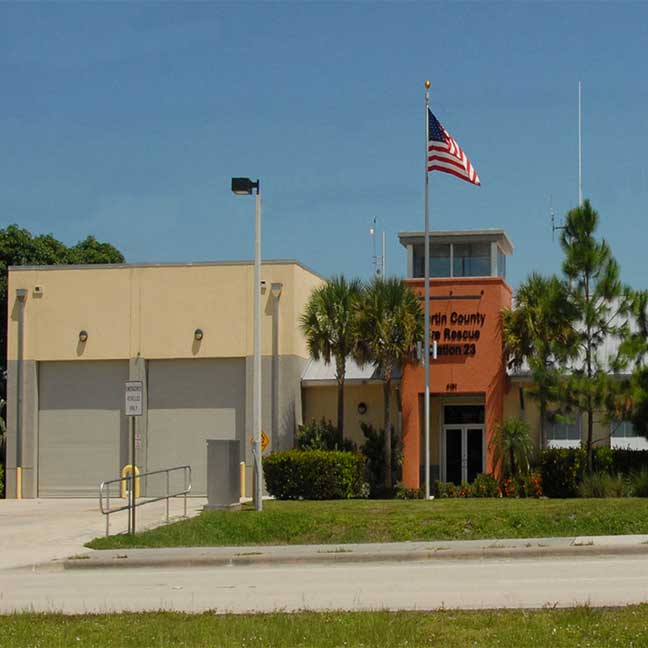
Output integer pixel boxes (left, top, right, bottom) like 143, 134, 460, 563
146, 359, 245, 496
38, 361, 128, 497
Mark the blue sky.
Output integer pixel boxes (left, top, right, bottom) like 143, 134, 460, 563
1, 2, 647, 288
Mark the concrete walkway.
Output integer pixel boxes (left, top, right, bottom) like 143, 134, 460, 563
58, 533, 648, 571
0, 497, 207, 570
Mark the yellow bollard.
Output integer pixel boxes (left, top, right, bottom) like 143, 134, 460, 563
240, 461, 246, 499
120, 465, 140, 499
16, 467, 22, 500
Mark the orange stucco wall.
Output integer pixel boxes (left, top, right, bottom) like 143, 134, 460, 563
401, 277, 512, 488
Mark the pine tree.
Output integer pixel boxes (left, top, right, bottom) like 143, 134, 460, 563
558, 200, 631, 473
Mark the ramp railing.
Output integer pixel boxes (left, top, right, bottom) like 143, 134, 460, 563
99, 465, 192, 537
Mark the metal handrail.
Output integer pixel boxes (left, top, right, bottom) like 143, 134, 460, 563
99, 465, 192, 537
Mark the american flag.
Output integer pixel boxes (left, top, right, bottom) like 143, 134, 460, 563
428, 109, 480, 186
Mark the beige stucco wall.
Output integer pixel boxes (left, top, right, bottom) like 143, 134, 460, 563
7, 261, 323, 362
302, 382, 400, 449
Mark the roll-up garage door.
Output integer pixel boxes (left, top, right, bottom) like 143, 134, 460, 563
147, 359, 245, 496
38, 361, 128, 497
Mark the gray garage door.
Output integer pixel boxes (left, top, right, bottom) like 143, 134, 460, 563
147, 359, 245, 496
38, 361, 129, 497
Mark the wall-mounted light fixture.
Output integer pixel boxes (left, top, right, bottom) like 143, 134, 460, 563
78, 330, 89, 343
357, 402, 368, 415
194, 328, 204, 341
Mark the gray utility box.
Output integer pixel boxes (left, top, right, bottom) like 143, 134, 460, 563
205, 440, 241, 510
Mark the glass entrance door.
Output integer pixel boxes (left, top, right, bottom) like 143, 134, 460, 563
445, 428, 463, 485
443, 425, 484, 484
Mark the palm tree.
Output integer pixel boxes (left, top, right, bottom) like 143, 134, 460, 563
502, 273, 576, 449
354, 277, 423, 489
300, 276, 363, 445
489, 417, 534, 478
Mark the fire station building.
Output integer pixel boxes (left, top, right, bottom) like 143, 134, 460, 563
5, 229, 645, 498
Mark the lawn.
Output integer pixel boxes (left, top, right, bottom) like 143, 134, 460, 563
87, 497, 648, 550
1, 607, 647, 647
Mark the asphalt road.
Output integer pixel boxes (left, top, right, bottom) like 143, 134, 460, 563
3, 554, 648, 614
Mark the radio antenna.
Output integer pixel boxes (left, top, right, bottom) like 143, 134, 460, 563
550, 195, 565, 242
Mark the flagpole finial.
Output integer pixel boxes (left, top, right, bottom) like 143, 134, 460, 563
425, 80, 430, 89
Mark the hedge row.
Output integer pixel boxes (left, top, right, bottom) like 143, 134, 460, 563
263, 450, 367, 500
539, 448, 648, 498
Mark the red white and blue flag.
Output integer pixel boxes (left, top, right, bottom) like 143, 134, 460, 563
427, 110, 480, 186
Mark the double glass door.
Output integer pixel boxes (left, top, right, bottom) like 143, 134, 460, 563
444, 426, 484, 484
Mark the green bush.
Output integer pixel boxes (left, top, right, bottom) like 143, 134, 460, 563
394, 483, 424, 500
578, 472, 631, 498
539, 448, 585, 498
490, 417, 534, 478
631, 468, 648, 497
471, 473, 501, 497
517, 472, 543, 498
592, 446, 615, 473
608, 449, 648, 474
360, 423, 402, 498
296, 418, 356, 452
263, 450, 367, 500
540, 448, 648, 498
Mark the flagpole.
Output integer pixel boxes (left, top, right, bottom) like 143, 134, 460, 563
424, 80, 431, 499
578, 80, 583, 207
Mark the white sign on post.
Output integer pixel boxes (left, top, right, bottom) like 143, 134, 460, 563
125, 381, 143, 417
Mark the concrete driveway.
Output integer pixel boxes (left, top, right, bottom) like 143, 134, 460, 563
0, 497, 206, 570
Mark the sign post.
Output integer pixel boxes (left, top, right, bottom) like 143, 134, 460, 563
125, 381, 143, 535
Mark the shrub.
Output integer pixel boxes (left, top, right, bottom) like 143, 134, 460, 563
609, 449, 648, 475
517, 472, 543, 498
540, 448, 648, 498
0, 463, 3, 499
490, 417, 534, 479
539, 448, 585, 498
433, 480, 448, 498
296, 418, 356, 452
578, 472, 631, 498
394, 483, 424, 500
263, 450, 366, 500
592, 446, 615, 474
360, 423, 402, 497
631, 468, 648, 497
471, 473, 500, 498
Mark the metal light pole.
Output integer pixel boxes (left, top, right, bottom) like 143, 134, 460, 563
232, 177, 263, 512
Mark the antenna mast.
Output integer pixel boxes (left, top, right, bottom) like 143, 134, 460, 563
370, 217, 384, 276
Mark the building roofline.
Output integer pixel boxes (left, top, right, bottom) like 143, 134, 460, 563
9, 258, 325, 279
398, 229, 514, 255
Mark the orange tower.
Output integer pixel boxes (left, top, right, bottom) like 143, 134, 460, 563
399, 230, 513, 487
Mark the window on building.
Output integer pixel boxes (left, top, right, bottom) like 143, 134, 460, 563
413, 243, 451, 278
410, 240, 510, 279
497, 247, 506, 279
444, 405, 485, 425
453, 243, 491, 277
611, 420, 640, 438
610, 420, 648, 449
546, 415, 581, 442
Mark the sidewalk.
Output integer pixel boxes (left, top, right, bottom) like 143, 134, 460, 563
0, 497, 207, 571
59, 534, 648, 571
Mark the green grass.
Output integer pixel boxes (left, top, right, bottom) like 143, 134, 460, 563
87, 498, 648, 550
1, 607, 648, 647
